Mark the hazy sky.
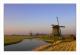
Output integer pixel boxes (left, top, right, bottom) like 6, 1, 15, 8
4, 4, 76, 35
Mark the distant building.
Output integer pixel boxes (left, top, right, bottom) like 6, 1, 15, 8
52, 25, 60, 36
51, 17, 65, 40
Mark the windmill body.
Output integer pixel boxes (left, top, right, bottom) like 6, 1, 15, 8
51, 17, 65, 40
51, 25, 64, 36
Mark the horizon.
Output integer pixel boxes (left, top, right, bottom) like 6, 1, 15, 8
4, 4, 76, 35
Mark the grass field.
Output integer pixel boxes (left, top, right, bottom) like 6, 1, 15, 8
4, 35, 24, 45
4, 35, 36, 45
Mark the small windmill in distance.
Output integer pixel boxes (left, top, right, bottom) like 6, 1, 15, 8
51, 17, 65, 40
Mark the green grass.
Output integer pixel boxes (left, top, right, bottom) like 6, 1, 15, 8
4, 35, 25, 45
4, 35, 36, 46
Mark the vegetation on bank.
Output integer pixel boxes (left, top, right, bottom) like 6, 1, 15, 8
33, 34, 76, 51
4, 35, 24, 46
33, 40, 76, 51
4, 35, 35, 46
38, 34, 76, 43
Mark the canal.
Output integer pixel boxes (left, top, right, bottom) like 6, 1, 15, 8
4, 39, 48, 51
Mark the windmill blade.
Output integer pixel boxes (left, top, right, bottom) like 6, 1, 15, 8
59, 26, 65, 28
56, 17, 59, 25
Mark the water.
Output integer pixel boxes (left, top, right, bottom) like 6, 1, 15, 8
4, 39, 48, 51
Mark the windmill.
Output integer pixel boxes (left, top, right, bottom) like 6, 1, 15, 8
51, 17, 65, 39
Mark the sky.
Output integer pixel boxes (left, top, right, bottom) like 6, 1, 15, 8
4, 4, 76, 35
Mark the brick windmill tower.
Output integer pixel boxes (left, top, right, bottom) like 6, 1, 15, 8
51, 17, 65, 40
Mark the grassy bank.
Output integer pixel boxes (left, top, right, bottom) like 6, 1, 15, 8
4, 35, 24, 46
33, 40, 76, 51
33, 35, 76, 51
46, 40, 76, 51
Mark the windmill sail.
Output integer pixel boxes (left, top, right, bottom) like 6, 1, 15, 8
56, 17, 59, 25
